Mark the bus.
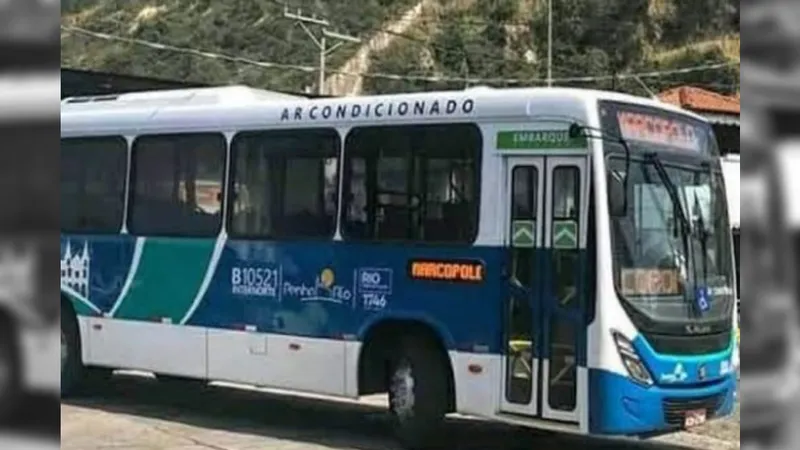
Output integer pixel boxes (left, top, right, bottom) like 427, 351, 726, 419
0, 72, 61, 421
60, 85, 738, 447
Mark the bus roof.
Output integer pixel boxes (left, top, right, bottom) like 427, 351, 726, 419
60, 86, 708, 136
61, 85, 302, 107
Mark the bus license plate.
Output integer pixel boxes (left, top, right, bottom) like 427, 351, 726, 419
684, 409, 707, 428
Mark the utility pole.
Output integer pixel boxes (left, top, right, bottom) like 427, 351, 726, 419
546, 0, 553, 87
284, 7, 361, 96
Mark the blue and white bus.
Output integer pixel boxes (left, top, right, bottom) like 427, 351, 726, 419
60, 85, 737, 447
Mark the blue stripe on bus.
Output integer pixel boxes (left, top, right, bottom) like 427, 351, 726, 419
60, 235, 594, 362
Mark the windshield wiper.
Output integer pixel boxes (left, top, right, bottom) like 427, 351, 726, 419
693, 192, 710, 289
694, 161, 717, 291
645, 153, 696, 300
646, 153, 691, 238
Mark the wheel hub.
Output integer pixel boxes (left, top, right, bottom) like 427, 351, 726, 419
390, 362, 415, 421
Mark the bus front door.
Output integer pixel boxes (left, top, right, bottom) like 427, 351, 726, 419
500, 155, 589, 426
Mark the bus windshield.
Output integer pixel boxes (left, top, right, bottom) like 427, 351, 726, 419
607, 156, 735, 324
598, 100, 735, 326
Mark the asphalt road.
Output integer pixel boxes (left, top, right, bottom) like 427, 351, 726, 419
0, 371, 757, 450
0, 372, 739, 450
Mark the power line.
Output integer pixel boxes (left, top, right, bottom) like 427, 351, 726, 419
61, 25, 738, 86
282, 6, 361, 95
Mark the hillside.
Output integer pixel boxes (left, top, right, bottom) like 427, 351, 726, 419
61, 0, 740, 96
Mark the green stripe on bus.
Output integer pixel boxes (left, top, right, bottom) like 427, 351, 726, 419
497, 130, 587, 150
62, 289, 98, 316
113, 238, 216, 322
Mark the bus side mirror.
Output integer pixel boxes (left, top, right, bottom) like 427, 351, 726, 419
568, 123, 584, 139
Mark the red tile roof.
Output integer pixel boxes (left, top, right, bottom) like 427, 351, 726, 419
657, 86, 740, 115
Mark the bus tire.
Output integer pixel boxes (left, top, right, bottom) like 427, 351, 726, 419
388, 334, 449, 449
0, 314, 21, 423
61, 308, 84, 397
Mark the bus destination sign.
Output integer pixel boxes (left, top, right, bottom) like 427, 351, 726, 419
616, 111, 702, 152
407, 258, 485, 284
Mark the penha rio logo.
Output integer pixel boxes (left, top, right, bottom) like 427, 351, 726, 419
408, 258, 485, 284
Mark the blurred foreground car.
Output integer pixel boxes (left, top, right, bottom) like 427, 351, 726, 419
0, 0, 58, 71
738, 133, 800, 445
0, 0, 58, 44
0, 73, 60, 422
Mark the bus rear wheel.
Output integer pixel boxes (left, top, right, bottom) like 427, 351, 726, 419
388, 335, 449, 449
61, 309, 85, 396
0, 316, 20, 423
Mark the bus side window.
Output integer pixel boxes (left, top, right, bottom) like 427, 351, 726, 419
127, 133, 226, 237
551, 166, 581, 310
61, 136, 128, 234
227, 128, 340, 240
341, 123, 482, 243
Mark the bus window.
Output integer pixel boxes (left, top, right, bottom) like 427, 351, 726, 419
228, 128, 340, 239
61, 136, 127, 234
128, 133, 226, 237
342, 123, 481, 243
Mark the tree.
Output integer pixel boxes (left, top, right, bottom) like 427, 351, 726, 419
530, 0, 651, 88
665, 0, 738, 43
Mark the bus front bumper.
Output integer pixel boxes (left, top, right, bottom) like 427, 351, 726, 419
589, 369, 737, 436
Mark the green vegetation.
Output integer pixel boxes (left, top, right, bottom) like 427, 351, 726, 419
61, 0, 740, 96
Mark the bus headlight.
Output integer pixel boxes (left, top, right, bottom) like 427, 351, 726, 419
612, 331, 653, 386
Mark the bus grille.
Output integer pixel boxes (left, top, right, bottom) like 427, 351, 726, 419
643, 330, 732, 355
663, 394, 725, 427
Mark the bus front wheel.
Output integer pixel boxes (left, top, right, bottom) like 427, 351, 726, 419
388, 334, 449, 449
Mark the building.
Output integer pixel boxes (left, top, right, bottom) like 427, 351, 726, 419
656, 86, 740, 156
